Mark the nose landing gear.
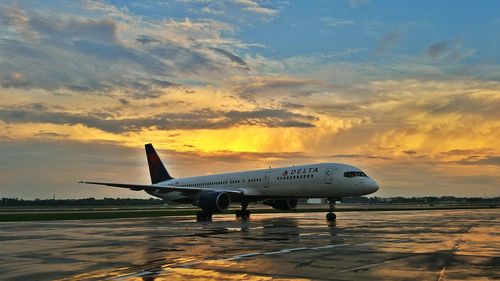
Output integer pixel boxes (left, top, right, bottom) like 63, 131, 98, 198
236, 201, 251, 219
326, 198, 338, 221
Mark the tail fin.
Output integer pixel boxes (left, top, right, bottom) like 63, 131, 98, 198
145, 143, 173, 183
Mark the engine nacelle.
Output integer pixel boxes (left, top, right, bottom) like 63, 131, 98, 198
263, 198, 298, 211
197, 192, 231, 212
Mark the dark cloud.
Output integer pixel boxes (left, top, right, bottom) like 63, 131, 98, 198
0, 105, 318, 133
280, 101, 305, 109
426, 41, 450, 58
118, 98, 129, 105
330, 154, 392, 160
34, 131, 70, 138
209, 47, 247, 66
424, 40, 475, 62
440, 149, 495, 157
402, 150, 417, 155
375, 30, 403, 55
136, 35, 161, 44
313, 102, 366, 118
454, 156, 500, 166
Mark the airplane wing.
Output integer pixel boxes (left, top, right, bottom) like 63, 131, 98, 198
78, 181, 244, 195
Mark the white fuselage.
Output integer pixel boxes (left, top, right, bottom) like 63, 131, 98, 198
149, 163, 379, 202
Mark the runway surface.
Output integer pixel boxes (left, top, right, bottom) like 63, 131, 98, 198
0, 209, 498, 280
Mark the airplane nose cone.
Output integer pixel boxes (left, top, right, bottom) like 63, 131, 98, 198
365, 179, 379, 194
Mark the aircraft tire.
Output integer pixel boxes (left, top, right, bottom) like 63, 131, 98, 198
326, 213, 336, 221
196, 210, 213, 221
241, 210, 250, 219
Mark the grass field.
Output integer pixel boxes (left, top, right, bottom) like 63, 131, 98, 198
0, 205, 496, 222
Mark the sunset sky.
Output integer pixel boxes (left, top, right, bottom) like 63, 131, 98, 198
1, 0, 499, 199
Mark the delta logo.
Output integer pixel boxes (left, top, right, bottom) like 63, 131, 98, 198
282, 167, 319, 176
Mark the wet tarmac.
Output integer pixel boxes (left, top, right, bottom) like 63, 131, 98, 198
0, 209, 498, 281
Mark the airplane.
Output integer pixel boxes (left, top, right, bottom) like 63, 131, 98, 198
80, 143, 379, 221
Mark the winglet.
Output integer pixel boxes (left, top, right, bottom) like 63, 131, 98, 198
145, 143, 173, 183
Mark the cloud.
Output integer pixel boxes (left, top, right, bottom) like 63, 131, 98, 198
1, 1, 500, 198
330, 154, 392, 160
454, 156, 500, 166
118, 98, 129, 105
232, 76, 326, 101
322, 18, 355, 28
235, 0, 278, 16
426, 41, 450, 58
0, 1, 253, 96
424, 40, 476, 62
34, 131, 70, 138
224, 109, 318, 128
201, 7, 224, 15
209, 47, 247, 66
375, 30, 404, 55
135, 35, 161, 44
0, 104, 318, 133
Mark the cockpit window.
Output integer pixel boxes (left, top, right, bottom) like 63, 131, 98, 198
344, 171, 368, 178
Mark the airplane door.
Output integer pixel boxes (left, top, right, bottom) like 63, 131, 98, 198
264, 172, 270, 187
325, 168, 333, 184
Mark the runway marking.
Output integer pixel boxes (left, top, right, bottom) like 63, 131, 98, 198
229, 252, 261, 259
311, 243, 350, 250
287, 247, 309, 252
337, 255, 418, 273
264, 250, 286, 255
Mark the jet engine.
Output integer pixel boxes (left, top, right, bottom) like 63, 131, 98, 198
263, 198, 298, 211
197, 192, 231, 212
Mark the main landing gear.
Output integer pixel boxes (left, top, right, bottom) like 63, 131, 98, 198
326, 198, 337, 221
235, 201, 250, 219
196, 210, 212, 222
